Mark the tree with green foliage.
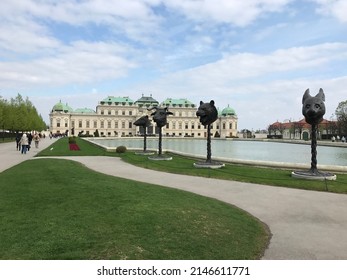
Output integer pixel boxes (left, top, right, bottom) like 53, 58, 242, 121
0, 93, 46, 133
335, 100, 347, 136
0, 97, 6, 132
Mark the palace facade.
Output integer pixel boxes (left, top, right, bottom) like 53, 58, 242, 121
49, 95, 238, 138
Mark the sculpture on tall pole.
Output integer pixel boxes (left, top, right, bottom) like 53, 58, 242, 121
134, 115, 153, 155
147, 106, 173, 160
292, 88, 336, 180
194, 100, 224, 168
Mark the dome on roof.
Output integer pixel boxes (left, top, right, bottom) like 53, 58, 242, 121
221, 105, 236, 116
52, 101, 73, 113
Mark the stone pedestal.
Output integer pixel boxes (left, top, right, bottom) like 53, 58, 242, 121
194, 161, 225, 169
148, 155, 173, 161
291, 170, 336, 181
135, 151, 155, 156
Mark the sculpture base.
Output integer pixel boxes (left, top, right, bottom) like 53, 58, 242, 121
292, 170, 336, 181
194, 161, 225, 169
135, 151, 155, 156
148, 155, 173, 161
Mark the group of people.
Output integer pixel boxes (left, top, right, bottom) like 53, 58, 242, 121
15, 132, 42, 154
331, 135, 346, 143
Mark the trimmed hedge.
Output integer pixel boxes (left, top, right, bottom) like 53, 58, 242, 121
116, 146, 127, 153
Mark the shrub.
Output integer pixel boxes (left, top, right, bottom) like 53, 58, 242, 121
116, 146, 127, 153
68, 136, 77, 144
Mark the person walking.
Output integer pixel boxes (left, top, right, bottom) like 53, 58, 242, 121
33, 133, 40, 148
27, 133, 33, 151
15, 133, 22, 151
20, 133, 29, 154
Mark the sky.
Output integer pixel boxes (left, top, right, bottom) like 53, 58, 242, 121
1, 0, 347, 130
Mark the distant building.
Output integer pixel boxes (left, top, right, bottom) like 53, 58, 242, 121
268, 119, 338, 140
49, 95, 238, 138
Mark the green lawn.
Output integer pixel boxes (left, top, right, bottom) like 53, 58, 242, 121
38, 136, 112, 156
0, 159, 269, 260
38, 137, 347, 193
121, 152, 347, 193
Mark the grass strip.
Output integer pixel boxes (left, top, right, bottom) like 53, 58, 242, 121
0, 159, 269, 260
37, 137, 347, 194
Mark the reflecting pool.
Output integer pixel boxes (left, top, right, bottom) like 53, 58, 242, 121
90, 138, 347, 167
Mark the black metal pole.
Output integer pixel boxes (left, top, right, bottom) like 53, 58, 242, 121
207, 124, 211, 163
158, 127, 162, 155
310, 123, 318, 173
143, 126, 147, 152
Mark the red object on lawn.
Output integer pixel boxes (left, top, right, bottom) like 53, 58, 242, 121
69, 143, 80, 150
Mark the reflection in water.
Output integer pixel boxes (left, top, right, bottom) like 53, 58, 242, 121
91, 138, 347, 166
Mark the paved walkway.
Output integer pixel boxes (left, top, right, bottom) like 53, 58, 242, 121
0, 138, 58, 173
1, 139, 347, 259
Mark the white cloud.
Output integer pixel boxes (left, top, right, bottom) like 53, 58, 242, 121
0, 41, 137, 88
159, 43, 347, 88
1, 0, 346, 130
312, 0, 347, 22
122, 42, 347, 129
163, 0, 293, 26
0, 20, 61, 54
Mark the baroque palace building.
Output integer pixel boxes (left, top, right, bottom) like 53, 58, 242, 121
49, 95, 238, 138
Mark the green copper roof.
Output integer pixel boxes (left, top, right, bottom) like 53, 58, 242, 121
135, 95, 159, 105
52, 101, 73, 113
221, 105, 236, 116
161, 98, 195, 108
74, 108, 96, 114
100, 96, 134, 105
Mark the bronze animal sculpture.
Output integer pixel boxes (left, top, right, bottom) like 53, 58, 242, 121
148, 106, 173, 156
195, 100, 221, 166
196, 100, 218, 126
134, 115, 151, 152
149, 106, 173, 128
292, 88, 335, 180
302, 88, 326, 125
134, 115, 151, 127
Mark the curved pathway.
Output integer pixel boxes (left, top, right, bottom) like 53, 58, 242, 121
1, 140, 347, 259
